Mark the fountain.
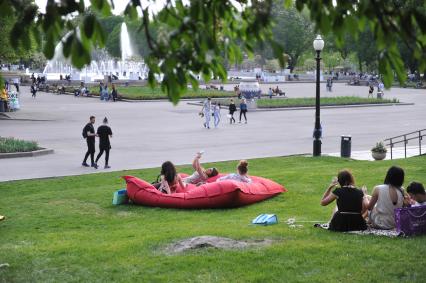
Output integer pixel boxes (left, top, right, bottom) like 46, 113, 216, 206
42, 23, 148, 82
120, 23, 133, 61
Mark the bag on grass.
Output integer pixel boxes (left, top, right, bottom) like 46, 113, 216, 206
112, 189, 129, 205
252, 214, 278, 225
395, 206, 426, 236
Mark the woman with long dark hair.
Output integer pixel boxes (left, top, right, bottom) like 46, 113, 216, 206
320, 170, 367, 232
367, 166, 408, 229
157, 161, 185, 194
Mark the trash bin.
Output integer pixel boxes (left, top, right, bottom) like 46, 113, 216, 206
341, 135, 351, 158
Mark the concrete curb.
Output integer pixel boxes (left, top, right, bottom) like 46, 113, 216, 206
0, 152, 311, 182
0, 117, 53, 122
41, 91, 234, 103
0, 148, 54, 159
187, 102, 414, 111
0, 113, 11, 119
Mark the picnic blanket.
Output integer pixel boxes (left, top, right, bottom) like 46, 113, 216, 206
314, 223, 403, 238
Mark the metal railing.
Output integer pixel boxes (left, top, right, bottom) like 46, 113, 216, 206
384, 129, 426, 160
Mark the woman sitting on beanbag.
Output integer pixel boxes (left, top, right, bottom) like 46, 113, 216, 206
320, 170, 367, 232
218, 160, 252, 183
156, 161, 186, 194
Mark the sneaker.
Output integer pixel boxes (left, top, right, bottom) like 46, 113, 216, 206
104, 165, 111, 169
92, 163, 98, 169
82, 162, 90, 167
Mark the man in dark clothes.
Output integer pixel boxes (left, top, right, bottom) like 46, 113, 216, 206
82, 116, 98, 169
95, 117, 113, 169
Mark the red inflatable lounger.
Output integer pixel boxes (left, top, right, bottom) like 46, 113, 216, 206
123, 175, 286, 209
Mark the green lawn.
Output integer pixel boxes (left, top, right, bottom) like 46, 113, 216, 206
0, 156, 425, 282
0, 137, 39, 153
257, 96, 399, 108
88, 85, 234, 100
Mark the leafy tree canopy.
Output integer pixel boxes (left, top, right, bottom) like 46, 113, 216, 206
1, 0, 425, 102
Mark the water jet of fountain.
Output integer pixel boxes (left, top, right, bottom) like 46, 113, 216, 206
120, 23, 133, 61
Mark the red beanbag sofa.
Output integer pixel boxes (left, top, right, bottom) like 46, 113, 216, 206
123, 174, 286, 209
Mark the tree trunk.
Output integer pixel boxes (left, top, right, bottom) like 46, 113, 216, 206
358, 58, 363, 73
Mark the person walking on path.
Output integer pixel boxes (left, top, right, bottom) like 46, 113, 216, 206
201, 97, 212, 129
229, 99, 236, 124
82, 116, 98, 169
213, 102, 221, 128
13, 77, 19, 93
0, 86, 8, 112
268, 87, 273, 99
239, 99, 248, 124
95, 117, 113, 169
368, 85, 374, 98
111, 84, 118, 102
31, 83, 37, 98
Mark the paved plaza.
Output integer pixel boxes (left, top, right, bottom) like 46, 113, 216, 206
0, 83, 425, 181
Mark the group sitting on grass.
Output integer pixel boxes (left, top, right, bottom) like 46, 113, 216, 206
321, 166, 425, 232
153, 153, 252, 194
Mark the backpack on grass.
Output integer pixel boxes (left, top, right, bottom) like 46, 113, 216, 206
252, 214, 278, 225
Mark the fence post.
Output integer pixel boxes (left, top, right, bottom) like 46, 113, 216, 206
404, 135, 407, 158
420, 131, 422, 156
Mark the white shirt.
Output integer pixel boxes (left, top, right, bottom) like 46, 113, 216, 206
213, 105, 221, 115
203, 100, 211, 113
412, 201, 426, 207
183, 172, 205, 185
370, 184, 403, 229
218, 173, 252, 183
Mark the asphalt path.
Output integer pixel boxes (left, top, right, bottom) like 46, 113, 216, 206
0, 83, 425, 181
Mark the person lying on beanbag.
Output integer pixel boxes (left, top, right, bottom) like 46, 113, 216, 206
218, 160, 252, 183
182, 152, 219, 186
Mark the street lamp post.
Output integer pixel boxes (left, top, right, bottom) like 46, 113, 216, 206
313, 35, 324, 156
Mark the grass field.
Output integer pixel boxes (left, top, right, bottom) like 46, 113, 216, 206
256, 96, 399, 108
88, 85, 234, 100
0, 137, 39, 153
0, 155, 425, 282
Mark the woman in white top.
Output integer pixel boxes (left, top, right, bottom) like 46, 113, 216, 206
367, 166, 407, 229
218, 160, 252, 183
182, 152, 218, 186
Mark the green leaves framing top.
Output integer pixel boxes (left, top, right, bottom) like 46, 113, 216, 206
3, 0, 426, 102
294, 0, 426, 88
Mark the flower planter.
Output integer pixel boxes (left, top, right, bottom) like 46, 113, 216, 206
372, 151, 386, 160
